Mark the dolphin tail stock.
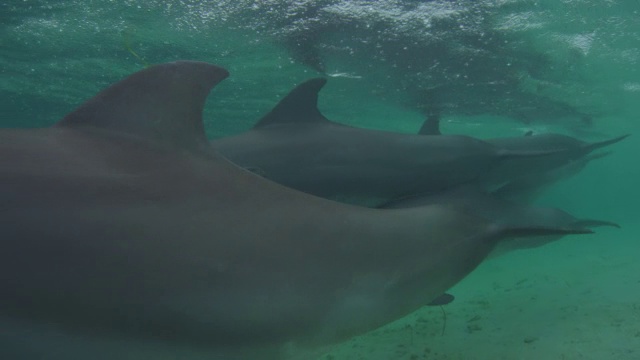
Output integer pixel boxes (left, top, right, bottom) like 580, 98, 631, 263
583, 150, 612, 163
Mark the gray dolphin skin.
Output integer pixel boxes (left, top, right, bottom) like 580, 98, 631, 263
381, 186, 619, 257
212, 78, 564, 206
488, 133, 630, 156
488, 133, 629, 200
419, 112, 629, 161
419, 115, 629, 201
0, 61, 594, 359
493, 150, 611, 202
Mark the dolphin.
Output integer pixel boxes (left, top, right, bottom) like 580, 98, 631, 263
212, 78, 565, 207
380, 185, 619, 257
0, 61, 595, 359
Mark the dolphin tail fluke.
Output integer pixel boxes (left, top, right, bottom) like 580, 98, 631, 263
585, 134, 630, 152
490, 224, 594, 243
572, 219, 621, 229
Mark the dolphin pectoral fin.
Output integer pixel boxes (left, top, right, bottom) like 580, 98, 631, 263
56, 61, 229, 154
427, 293, 455, 306
254, 78, 331, 128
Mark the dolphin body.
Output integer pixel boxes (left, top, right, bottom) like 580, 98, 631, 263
0, 61, 593, 359
212, 78, 567, 207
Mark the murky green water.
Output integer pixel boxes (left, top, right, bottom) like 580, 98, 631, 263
1, 1, 638, 359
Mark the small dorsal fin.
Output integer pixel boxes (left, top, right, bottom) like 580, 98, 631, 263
524, 130, 534, 137
56, 61, 229, 154
418, 114, 441, 135
253, 78, 330, 128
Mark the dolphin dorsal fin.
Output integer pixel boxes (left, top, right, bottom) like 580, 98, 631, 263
418, 114, 441, 135
253, 78, 330, 128
56, 61, 229, 154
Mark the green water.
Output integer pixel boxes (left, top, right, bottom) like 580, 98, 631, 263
1, 1, 639, 359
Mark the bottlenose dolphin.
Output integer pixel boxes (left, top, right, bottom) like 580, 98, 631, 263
381, 185, 619, 257
0, 61, 594, 359
212, 78, 564, 206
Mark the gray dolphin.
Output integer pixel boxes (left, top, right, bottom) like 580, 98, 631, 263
212, 78, 564, 206
381, 185, 619, 257
0, 61, 594, 359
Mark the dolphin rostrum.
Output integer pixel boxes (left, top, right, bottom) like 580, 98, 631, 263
0, 62, 593, 359
212, 78, 566, 207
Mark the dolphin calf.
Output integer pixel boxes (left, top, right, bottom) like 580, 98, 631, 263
0, 61, 596, 359
212, 78, 565, 206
